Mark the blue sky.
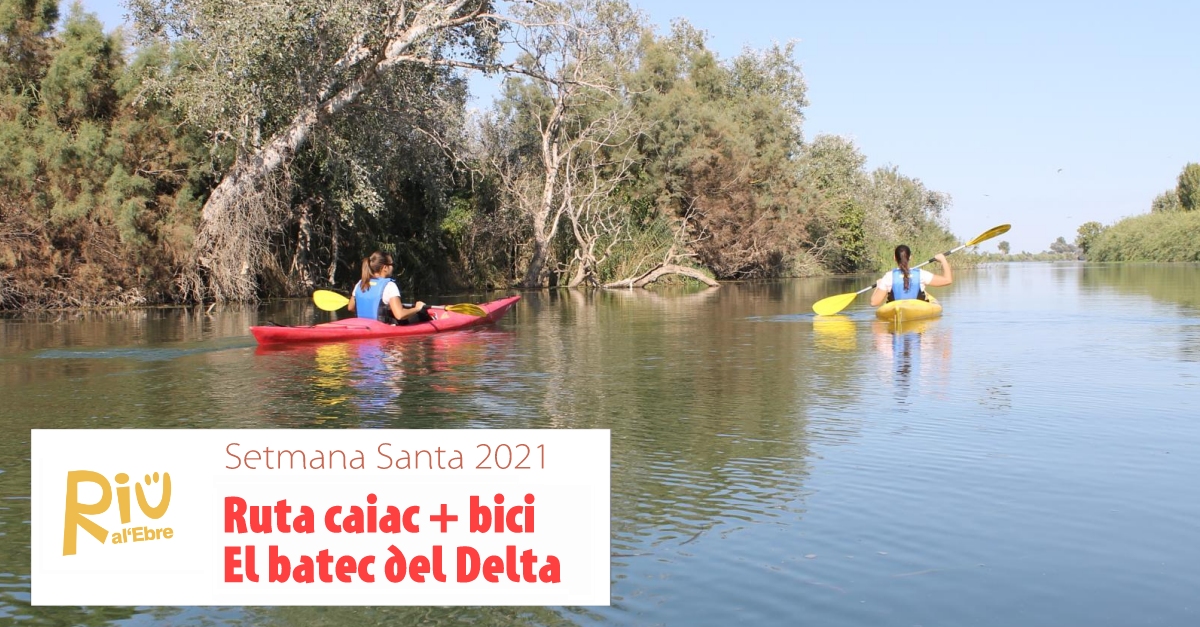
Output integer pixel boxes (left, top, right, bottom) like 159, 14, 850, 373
80, 0, 1199, 253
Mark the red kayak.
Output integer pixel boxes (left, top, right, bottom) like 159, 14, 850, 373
251, 295, 521, 345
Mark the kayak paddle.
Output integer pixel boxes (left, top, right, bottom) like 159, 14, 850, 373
312, 289, 487, 317
811, 224, 1011, 316
313, 289, 352, 311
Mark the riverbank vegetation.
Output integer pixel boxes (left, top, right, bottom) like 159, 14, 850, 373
965, 251, 1079, 263
1084, 211, 1200, 262
2, 0, 956, 309
1073, 163, 1200, 263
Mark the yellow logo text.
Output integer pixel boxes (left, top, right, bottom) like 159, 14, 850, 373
63, 470, 173, 556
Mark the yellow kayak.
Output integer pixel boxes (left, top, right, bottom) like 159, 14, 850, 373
875, 296, 942, 323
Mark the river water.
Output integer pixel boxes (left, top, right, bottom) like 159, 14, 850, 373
2, 262, 1198, 626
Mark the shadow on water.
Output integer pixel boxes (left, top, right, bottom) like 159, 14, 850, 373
35, 342, 253, 361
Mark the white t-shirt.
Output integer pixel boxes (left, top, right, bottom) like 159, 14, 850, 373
379, 281, 401, 304
876, 269, 931, 293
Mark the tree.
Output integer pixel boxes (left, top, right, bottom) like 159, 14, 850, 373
0, 0, 59, 91
798, 134, 869, 271
865, 166, 953, 259
129, 0, 504, 301
630, 25, 812, 279
1048, 236, 1077, 255
485, 0, 646, 287
1075, 221, 1105, 256
1177, 162, 1200, 211
997, 240, 1010, 254
1, 2, 207, 309
1151, 189, 1181, 213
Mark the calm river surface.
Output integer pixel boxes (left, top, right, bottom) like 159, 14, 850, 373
2, 262, 1198, 626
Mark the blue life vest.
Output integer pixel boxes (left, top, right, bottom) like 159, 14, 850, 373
890, 268, 923, 301
355, 278, 397, 321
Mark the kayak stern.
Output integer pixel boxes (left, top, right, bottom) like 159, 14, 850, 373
874, 296, 942, 323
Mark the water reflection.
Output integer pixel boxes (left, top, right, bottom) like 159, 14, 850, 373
1080, 263, 1200, 311
311, 343, 354, 408
1080, 263, 1200, 363
252, 329, 519, 422
518, 286, 830, 621
812, 316, 856, 352
4, 265, 1200, 626
871, 319, 952, 403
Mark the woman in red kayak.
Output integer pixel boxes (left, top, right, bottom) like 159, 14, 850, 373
347, 251, 428, 323
870, 245, 953, 306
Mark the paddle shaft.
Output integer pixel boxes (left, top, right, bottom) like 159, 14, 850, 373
312, 289, 487, 317
914, 241, 972, 270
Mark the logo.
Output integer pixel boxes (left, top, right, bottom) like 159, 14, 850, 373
63, 470, 173, 556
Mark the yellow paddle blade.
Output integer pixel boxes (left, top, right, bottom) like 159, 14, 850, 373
313, 290, 350, 312
812, 292, 860, 316
444, 303, 487, 317
966, 224, 1011, 247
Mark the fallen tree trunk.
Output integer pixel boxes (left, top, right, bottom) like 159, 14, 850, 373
603, 263, 719, 289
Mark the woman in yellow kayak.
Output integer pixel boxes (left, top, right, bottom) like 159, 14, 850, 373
870, 245, 953, 306
347, 251, 429, 324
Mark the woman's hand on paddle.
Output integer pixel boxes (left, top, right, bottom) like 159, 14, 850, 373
928, 253, 953, 287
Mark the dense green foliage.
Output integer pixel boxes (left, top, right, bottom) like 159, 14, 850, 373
466, 15, 954, 288
1176, 163, 1200, 212
628, 27, 813, 279
1151, 188, 1183, 213
1086, 211, 1200, 262
3, 0, 957, 309
0, 1, 209, 308
1074, 221, 1104, 256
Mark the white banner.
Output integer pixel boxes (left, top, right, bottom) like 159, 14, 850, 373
31, 429, 610, 606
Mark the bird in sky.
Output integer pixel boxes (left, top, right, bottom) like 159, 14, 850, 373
1057, 168, 1063, 173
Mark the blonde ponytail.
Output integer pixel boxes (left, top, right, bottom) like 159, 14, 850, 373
359, 258, 372, 292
